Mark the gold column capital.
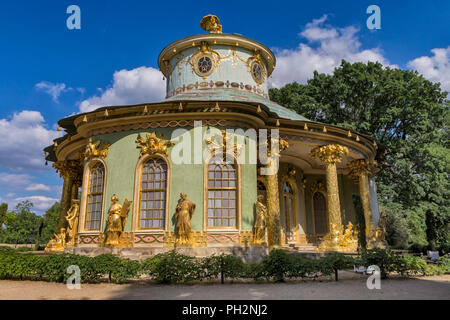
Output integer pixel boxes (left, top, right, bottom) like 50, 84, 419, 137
53, 160, 83, 181
310, 144, 348, 165
347, 159, 378, 179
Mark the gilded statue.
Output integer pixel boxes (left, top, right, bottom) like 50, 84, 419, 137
45, 228, 67, 253
84, 138, 110, 161
65, 199, 80, 246
253, 195, 267, 244
135, 132, 175, 158
200, 15, 222, 33
340, 222, 358, 249
104, 195, 132, 247
175, 193, 196, 245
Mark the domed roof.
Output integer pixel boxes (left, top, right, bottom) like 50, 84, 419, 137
157, 15, 306, 121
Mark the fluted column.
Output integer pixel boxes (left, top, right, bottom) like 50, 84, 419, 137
348, 159, 377, 246
310, 144, 348, 248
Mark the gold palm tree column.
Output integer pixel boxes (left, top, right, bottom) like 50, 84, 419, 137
310, 144, 348, 250
347, 159, 377, 247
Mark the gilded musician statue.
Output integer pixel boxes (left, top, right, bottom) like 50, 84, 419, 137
253, 195, 267, 244
104, 194, 132, 247
175, 193, 196, 245
65, 199, 80, 247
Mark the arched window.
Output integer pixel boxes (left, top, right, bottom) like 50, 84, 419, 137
313, 192, 328, 235
138, 158, 168, 230
85, 162, 105, 231
282, 182, 296, 243
207, 159, 237, 228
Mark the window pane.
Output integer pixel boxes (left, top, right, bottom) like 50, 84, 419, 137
139, 158, 168, 229
85, 162, 105, 231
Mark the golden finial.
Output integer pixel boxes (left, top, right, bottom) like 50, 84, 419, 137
57, 125, 61, 131
143, 105, 148, 113
356, 136, 360, 142
347, 130, 352, 137
323, 126, 327, 133
54, 141, 58, 147
178, 102, 184, 111
104, 109, 109, 117
304, 123, 308, 130
276, 120, 280, 127
214, 102, 220, 111
82, 115, 88, 122
200, 15, 223, 34
257, 105, 262, 113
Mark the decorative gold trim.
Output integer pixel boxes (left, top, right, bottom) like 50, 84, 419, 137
247, 51, 266, 85
190, 42, 220, 79
82, 138, 110, 162
135, 132, 176, 158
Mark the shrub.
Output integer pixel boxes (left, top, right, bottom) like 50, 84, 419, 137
259, 249, 294, 282
201, 254, 245, 283
362, 248, 396, 279
394, 254, 428, 276
143, 250, 202, 284
437, 255, 450, 273
319, 253, 354, 281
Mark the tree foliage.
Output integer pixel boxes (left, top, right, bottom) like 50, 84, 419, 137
0, 201, 40, 244
270, 60, 450, 248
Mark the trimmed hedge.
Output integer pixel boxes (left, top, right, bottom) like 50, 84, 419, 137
0, 249, 447, 284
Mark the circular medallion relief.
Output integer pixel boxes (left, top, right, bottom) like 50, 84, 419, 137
251, 61, 265, 85
193, 53, 215, 77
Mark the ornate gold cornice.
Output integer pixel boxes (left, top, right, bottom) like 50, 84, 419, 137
310, 144, 349, 165
135, 132, 176, 158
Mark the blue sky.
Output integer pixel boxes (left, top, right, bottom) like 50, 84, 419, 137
0, 0, 449, 214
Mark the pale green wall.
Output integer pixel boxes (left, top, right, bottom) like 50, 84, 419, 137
89, 126, 257, 232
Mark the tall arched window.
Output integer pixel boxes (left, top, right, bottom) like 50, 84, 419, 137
207, 159, 237, 228
85, 162, 105, 231
282, 182, 296, 243
313, 192, 328, 235
138, 158, 168, 230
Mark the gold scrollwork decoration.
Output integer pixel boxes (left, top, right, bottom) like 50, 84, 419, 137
247, 51, 266, 85
190, 41, 221, 79
83, 138, 110, 162
205, 129, 244, 158
135, 132, 176, 158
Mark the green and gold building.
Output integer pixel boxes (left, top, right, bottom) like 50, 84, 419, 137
44, 16, 386, 257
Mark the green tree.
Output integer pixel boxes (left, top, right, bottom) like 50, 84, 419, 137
1, 201, 40, 244
40, 202, 60, 245
0, 203, 7, 239
270, 60, 450, 248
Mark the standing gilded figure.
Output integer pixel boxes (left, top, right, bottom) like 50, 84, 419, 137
175, 193, 196, 245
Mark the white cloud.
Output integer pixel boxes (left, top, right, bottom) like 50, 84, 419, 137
35, 81, 71, 103
25, 184, 52, 192
12, 196, 58, 211
270, 15, 395, 88
0, 110, 62, 171
79, 66, 165, 113
0, 172, 32, 188
407, 47, 450, 93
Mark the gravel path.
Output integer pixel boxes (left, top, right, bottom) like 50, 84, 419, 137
1, 272, 449, 300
